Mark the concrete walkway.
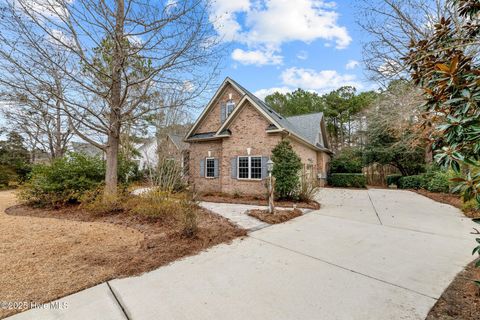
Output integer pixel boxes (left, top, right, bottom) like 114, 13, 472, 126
199, 201, 269, 231
200, 201, 311, 231
8, 189, 477, 320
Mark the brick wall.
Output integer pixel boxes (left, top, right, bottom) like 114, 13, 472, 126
220, 102, 281, 197
195, 83, 243, 133
188, 87, 331, 196
188, 140, 222, 193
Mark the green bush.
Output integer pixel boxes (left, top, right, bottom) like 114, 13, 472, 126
20, 153, 105, 206
330, 147, 363, 173
0, 165, 18, 189
328, 173, 366, 188
386, 174, 402, 186
118, 153, 142, 183
398, 175, 425, 189
426, 171, 450, 193
272, 140, 302, 199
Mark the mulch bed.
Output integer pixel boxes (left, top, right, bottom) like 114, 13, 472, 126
426, 261, 480, 320
247, 208, 303, 224
2, 203, 246, 318
414, 189, 480, 218
199, 192, 320, 210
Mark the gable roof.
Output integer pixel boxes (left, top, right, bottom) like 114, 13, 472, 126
186, 77, 331, 153
168, 133, 188, 150
285, 113, 328, 148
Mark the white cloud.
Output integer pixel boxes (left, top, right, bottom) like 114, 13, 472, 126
345, 59, 359, 70
254, 86, 291, 100
378, 59, 402, 77
48, 29, 75, 48
21, 0, 72, 20
211, 0, 351, 67
210, 0, 250, 42
296, 50, 308, 60
281, 67, 361, 93
231, 48, 282, 65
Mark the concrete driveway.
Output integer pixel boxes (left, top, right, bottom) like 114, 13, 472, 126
8, 189, 476, 320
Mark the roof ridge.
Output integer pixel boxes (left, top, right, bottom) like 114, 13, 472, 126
286, 112, 324, 119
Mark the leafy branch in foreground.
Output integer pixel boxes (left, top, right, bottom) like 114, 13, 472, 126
404, 0, 480, 284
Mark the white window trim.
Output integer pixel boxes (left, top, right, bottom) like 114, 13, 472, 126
237, 155, 262, 180
205, 157, 215, 179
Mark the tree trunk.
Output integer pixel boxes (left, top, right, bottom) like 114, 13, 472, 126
53, 73, 64, 159
425, 143, 433, 163
54, 100, 62, 158
105, 131, 120, 196
104, 0, 125, 198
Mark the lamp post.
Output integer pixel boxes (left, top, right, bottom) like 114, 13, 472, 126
267, 159, 274, 214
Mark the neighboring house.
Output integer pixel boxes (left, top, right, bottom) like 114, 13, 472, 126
184, 77, 332, 197
71, 141, 104, 159
137, 134, 189, 170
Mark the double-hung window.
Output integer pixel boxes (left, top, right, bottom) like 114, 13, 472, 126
205, 158, 215, 178
225, 101, 235, 118
237, 156, 262, 180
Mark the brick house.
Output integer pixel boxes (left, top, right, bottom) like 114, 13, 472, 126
184, 77, 332, 197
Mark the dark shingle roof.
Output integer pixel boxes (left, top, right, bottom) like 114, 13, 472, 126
286, 113, 325, 148
188, 132, 217, 140
168, 133, 189, 150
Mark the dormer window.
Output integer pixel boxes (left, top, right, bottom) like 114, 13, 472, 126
225, 100, 235, 118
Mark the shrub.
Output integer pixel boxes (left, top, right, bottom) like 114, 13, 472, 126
0, 165, 18, 189
298, 173, 317, 202
118, 154, 142, 184
462, 198, 480, 212
152, 158, 187, 192
271, 140, 302, 199
426, 171, 450, 193
398, 175, 425, 189
330, 147, 363, 173
125, 189, 198, 236
181, 193, 198, 237
80, 187, 126, 215
127, 189, 182, 219
386, 174, 402, 187
20, 153, 105, 206
328, 173, 366, 188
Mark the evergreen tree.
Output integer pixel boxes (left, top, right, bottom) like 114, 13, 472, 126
271, 140, 302, 199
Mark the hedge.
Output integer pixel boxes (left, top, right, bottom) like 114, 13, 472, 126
426, 171, 450, 193
398, 175, 424, 189
386, 174, 402, 187
397, 170, 451, 193
328, 173, 366, 188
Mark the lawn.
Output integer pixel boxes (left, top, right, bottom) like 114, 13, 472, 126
0, 190, 245, 318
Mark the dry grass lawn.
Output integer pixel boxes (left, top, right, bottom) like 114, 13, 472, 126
0, 190, 245, 318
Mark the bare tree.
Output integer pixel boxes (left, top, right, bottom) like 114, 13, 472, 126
356, 0, 471, 84
0, 0, 223, 196
1, 87, 74, 161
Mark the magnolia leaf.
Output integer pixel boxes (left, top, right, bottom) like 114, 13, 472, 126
435, 63, 450, 72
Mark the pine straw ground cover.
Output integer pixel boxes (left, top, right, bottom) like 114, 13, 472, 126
199, 192, 320, 210
426, 262, 480, 320
414, 189, 480, 219
0, 191, 246, 319
247, 208, 303, 224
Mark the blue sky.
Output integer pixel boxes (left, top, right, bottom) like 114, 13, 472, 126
209, 0, 375, 99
